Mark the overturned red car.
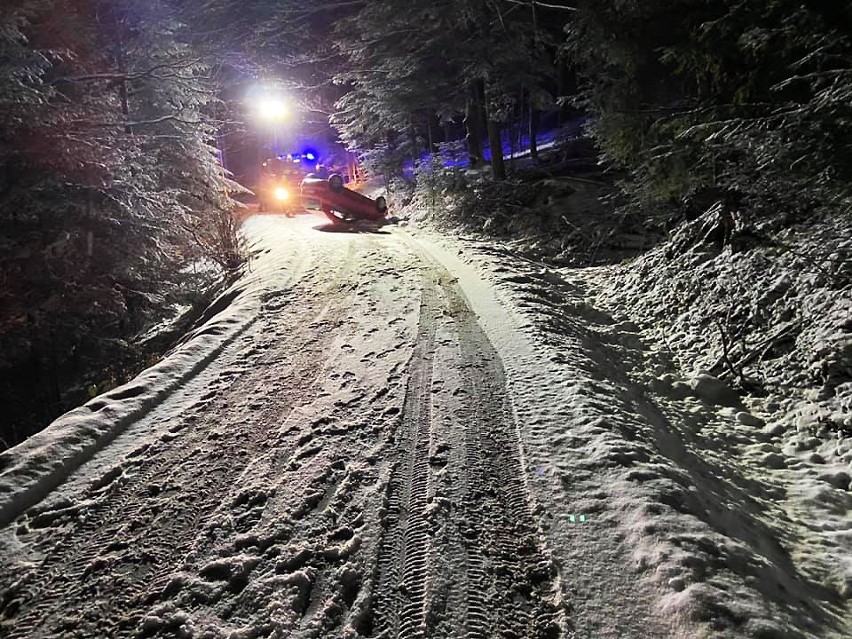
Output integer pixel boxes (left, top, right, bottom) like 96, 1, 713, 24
300, 174, 387, 225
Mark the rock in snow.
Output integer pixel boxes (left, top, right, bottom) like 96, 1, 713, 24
689, 373, 743, 408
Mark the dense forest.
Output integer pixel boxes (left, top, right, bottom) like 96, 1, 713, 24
2, 0, 850, 449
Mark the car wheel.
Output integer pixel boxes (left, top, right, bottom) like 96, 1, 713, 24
375, 196, 387, 214
328, 174, 344, 193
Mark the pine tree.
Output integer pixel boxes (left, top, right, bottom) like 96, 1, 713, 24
0, 0, 242, 449
561, 0, 852, 222
330, 0, 555, 181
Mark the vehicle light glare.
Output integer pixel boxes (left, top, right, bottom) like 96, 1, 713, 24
274, 187, 289, 201
258, 98, 288, 121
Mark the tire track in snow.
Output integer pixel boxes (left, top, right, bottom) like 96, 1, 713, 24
0, 222, 566, 638
368, 255, 564, 638
371, 273, 439, 639
426, 309, 488, 639
442, 273, 562, 639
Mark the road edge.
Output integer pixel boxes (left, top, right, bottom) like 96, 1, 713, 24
0, 285, 259, 529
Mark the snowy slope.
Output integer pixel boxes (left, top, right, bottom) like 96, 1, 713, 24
0, 210, 847, 638
412, 229, 851, 639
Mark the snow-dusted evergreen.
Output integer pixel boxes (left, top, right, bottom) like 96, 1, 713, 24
0, 1, 241, 447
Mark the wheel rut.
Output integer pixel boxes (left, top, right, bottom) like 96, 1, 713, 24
0, 227, 567, 638
368, 265, 564, 638
371, 274, 439, 639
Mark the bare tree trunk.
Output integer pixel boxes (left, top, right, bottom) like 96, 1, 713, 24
441, 121, 452, 166
516, 86, 524, 165
465, 95, 484, 168
408, 124, 418, 169
527, 0, 541, 161
482, 79, 506, 181
487, 118, 505, 180
529, 105, 539, 162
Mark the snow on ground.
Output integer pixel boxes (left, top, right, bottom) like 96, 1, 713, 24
409, 227, 850, 638
0, 216, 311, 529
0, 208, 847, 638
0, 212, 561, 638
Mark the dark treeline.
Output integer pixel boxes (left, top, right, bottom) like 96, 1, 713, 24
0, 0, 242, 449
2, 0, 850, 448
329, 0, 852, 222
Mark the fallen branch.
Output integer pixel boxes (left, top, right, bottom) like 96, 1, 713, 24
734, 321, 802, 373
715, 318, 747, 388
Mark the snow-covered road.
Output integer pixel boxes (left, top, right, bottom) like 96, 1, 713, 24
0, 212, 848, 638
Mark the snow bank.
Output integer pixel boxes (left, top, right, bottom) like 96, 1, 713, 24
0, 214, 310, 529
405, 226, 851, 638
0, 285, 259, 528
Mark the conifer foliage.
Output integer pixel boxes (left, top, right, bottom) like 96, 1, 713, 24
2, 0, 849, 448
0, 0, 239, 448
331, 0, 556, 181
326, 0, 850, 227
563, 0, 852, 224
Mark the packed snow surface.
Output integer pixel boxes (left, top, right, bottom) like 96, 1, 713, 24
0, 211, 848, 638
